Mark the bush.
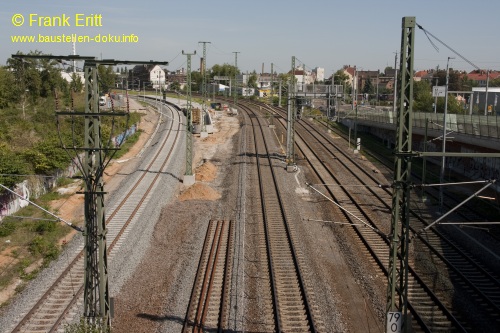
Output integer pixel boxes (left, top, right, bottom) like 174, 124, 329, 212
28, 235, 59, 261
0, 221, 17, 237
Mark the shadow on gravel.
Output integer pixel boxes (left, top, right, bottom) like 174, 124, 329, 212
136, 313, 184, 324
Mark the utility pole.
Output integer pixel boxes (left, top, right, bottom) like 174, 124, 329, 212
13, 54, 168, 330
434, 76, 438, 113
183, 50, 196, 186
386, 16, 415, 333
484, 69, 490, 115
233, 51, 240, 109
199, 41, 211, 136
271, 62, 274, 104
286, 56, 297, 170
393, 51, 398, 113
439, 56, 454, 211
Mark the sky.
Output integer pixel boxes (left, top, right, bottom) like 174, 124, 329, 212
2, 0, 500, 76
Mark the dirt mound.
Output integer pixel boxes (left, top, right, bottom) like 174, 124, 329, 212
195, 161, 217, 182
178, 182, 221, 201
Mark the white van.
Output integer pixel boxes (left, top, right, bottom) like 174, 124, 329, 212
99, 96, 106, 106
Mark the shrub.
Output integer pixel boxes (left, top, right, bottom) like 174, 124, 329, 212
0, 221, 17, 237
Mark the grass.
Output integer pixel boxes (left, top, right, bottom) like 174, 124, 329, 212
0, 189, 73, 300
0, 111, 145, 306
113, 130, 142, 159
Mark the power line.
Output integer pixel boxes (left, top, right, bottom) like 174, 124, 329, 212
416, 22, 480, 71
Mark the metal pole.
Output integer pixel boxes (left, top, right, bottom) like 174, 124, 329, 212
484, 70, 490, 115
393, 51, 398, 114
422, 118, 428, 200
386, 17, 415, 333
199, 41, 211, 133
182, 50, 196, 178
233, 51, 240, 109
434, 77, 438, 113
439, 56, 454, 210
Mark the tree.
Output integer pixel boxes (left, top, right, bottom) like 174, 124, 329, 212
7, 51, 42, 107
190, 71, 203, 92
210, 63, 239, 81
362, 78, 374, 95
333, 70, 352, 94
70, 73, 84, 92
0, 143, 29, 190
248, 71, 258, 88
413, 80, 433, 112
39, 57, 67, 98
97, 65, 116, 93
0, 67, 16, 108
490, 77, 500, 87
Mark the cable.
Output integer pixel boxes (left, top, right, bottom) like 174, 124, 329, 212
416, 22, 480, 71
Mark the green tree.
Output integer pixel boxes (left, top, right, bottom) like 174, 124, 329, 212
362, 78, 374, 95
0, 67, 16, 108
0, 144, 29, 189
413, 80, 433, 112
490, 77, 500, 87
190, 71, 203, 92
333, 70, 352, 94
70, 73, 84, 92
210, 64, 239, 81
7, 51, 43, 107
97, 65, 116, 93
169, 81, 181, 91
39, 58, 67, 98
248, 71, 258, 88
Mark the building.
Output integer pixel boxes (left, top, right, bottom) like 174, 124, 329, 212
129, 64, 166, 90
467, 70, 500, 87
290, 66, 314, 85
312, 67, 325, 82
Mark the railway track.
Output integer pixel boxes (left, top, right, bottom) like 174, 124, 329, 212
8, 99, 183, 333
183, 220, 234, 333
319, 115, 500, 240
247, 100, 500, 331
240, 103, 322, 332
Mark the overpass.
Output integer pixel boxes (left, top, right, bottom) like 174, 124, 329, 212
337, 106, 500, 183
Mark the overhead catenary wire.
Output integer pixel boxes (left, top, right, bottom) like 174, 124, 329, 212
0, 183, 83, 232
416, 22, 481, 71
306, 183, 387, 238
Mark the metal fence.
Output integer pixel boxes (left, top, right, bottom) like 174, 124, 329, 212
338, 108, 500, 140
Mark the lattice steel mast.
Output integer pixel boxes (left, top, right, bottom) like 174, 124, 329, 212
13, 54, 168, 330
199, 41, 211, 134
386, 17, 415, 332
183, 50, 196, 184
286, 56, 297, 169
233, 51, 240, 109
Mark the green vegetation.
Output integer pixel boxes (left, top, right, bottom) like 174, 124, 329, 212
0, 51, 141, 191
0, 50, 146, 304
64, 318, 110, 333
0, 189, 72, 295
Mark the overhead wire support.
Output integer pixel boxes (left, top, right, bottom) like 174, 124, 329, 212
386, 16, 415, 333
286, 56, 297, 168
11, 53, 169, 330
182, 50, 196, 181
199, 41, 211, 134
232, 51, 240, 109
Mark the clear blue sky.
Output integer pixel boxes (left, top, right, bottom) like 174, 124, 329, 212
2, 0, 499, 76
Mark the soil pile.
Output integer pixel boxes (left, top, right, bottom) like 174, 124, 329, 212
195, 161, 217, 182
178, 182, 221, 201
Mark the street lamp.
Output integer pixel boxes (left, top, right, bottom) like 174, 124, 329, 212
439, 56, 454, 210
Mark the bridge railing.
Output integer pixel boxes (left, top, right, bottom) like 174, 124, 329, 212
338, 107, 500, 140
